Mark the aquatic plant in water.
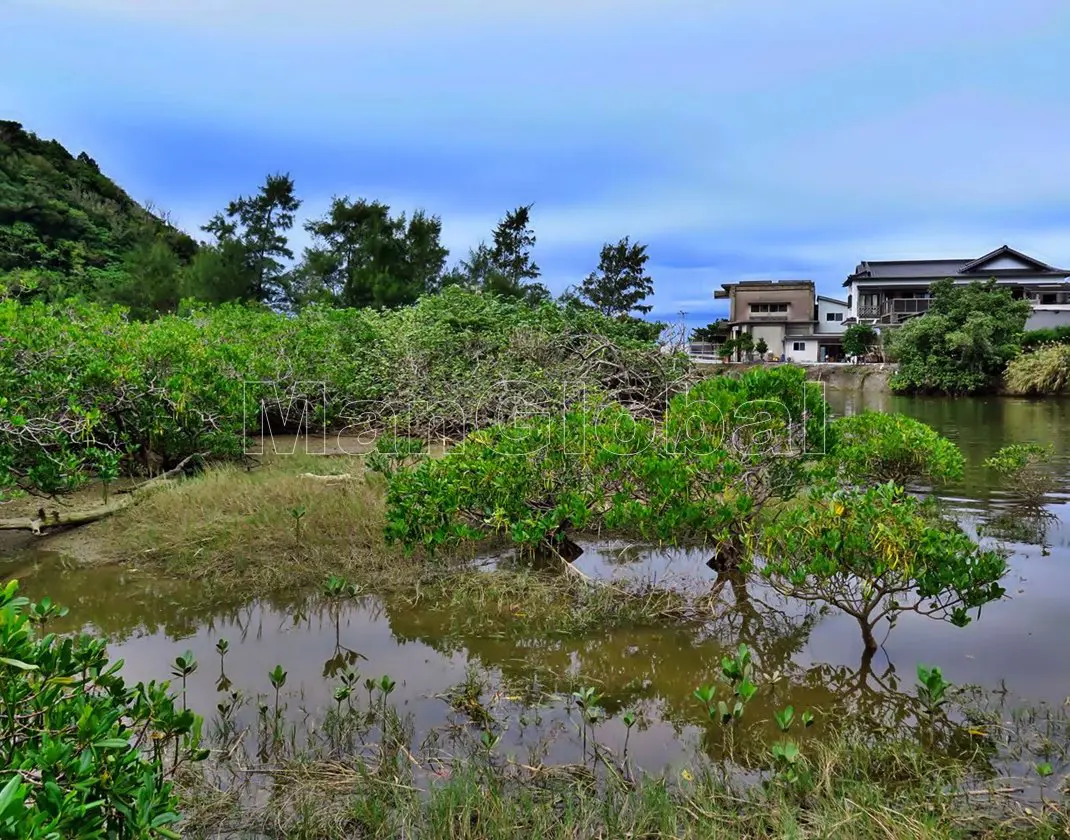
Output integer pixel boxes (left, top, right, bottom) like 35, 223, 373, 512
984, 443, 1057, 505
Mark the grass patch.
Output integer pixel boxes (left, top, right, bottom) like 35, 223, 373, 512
92, 454, 422, 592
1005, 344, 1070, 396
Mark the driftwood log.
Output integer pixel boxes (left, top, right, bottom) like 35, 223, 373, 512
0, 455, 201, 535
297, 473, 355, 483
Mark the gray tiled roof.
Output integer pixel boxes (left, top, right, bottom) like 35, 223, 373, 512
851, 259, 969, 279
844, 245, 1070, 287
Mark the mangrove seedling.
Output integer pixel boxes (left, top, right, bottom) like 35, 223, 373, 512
324, 574, 362, 599
269, 665, 287, 720
915, 664, 950, 717
88, 447, 122, 503
215, 638, 229, 671
289, 505, 308, 545
573, 686, 604, 764
721, 644, 757, 723
378, 674, 397, 735
333, 684, 351, 715
770, 739, 804, 785
171, 650, 197, 710
693, 684, 718, 723
27, 596, 68, 624
622, 709, 638, 765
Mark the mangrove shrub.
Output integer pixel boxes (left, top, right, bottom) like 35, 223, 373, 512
756, 484, 1008, 652
983, 443, 1057, 504
0, 580, 206, 838
825, 412, 964, 488
386, 366, 830, 559
0, 289, 680, 497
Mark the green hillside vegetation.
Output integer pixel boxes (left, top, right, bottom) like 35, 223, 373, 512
0, 120, 198, 315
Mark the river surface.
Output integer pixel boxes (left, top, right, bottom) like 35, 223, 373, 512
2, 393, 1069, 775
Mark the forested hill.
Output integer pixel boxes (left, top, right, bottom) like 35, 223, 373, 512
0, 120, 197, 310
1, 123, 661, 324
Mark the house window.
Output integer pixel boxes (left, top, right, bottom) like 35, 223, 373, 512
792, 342, 806, 352
1042, 293, 1057, 305
825, 312, 843, 322
749, 303, 788, 313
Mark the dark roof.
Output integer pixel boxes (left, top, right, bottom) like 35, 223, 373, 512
843, 244, 1070, 287
816, 295, 848, 306
960, 245, 1059, 273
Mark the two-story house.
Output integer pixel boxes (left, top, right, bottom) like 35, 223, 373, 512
714, 280, 849, 362
844, 245, 1070, 329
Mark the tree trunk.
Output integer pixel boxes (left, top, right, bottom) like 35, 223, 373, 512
859, 618, 878, 653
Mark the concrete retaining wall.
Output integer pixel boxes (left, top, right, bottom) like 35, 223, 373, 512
693, 361, 896, 393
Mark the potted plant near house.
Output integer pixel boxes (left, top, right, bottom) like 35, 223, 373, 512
718, 338, 735, 363
755, 337, 768, 362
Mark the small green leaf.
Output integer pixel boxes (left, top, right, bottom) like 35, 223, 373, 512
93, 738, 131, 750
0, 657, 38, 671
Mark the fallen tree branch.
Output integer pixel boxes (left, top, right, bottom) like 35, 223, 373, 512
0, 453, 204, 535
297, 473, 355, 483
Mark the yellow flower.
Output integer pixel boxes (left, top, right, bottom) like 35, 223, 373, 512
681, 769, 694, 782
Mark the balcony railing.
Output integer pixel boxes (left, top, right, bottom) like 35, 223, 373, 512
858, 298, 933, 323
889, 298, 932, 315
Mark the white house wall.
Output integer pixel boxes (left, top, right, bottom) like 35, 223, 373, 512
816, 298, 849, 333
1026, 309, 1070, 329
785, 339, 819, 363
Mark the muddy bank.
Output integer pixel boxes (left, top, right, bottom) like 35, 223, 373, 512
803, 363, 896, 391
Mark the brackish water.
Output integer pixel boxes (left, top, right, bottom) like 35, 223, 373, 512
2, 394, 1068, 773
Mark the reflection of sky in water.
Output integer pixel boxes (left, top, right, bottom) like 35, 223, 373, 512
2, 394, 1069, 768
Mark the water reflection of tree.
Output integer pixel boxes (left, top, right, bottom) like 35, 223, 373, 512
382, 573, 832, 756
980, 505, 1059, 549
383, 573, 997, 771
701, 569, 819, 668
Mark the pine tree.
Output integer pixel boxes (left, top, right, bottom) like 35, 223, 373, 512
579, 237, 654, 317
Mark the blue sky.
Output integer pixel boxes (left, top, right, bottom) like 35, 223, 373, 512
6, 0, 1070, 328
